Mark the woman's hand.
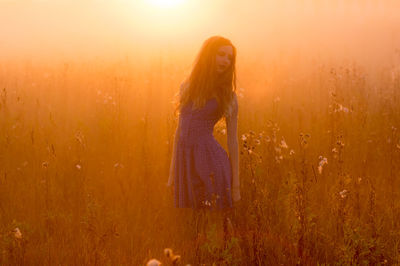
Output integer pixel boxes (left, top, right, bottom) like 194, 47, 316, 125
232, 186, 241, 202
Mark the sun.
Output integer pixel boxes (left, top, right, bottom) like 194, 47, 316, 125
148, 0, 185, 8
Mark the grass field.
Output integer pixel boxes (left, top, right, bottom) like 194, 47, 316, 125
1, 52, 400, 265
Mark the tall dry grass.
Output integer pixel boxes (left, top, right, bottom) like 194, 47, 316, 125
1, 52, 400, 265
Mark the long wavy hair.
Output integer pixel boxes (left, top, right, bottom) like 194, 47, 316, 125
176, 35, 237, 118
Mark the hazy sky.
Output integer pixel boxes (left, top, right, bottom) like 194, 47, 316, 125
1, 0, 399, 67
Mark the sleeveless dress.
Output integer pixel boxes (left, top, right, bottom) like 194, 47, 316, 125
171, 97, 233, 209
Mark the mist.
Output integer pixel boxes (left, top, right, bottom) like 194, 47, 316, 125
1, 0, 399, 70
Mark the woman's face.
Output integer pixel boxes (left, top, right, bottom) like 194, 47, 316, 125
215, 45, 233, 74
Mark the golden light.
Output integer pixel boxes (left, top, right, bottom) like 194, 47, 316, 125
130, 0, 197, 37
148, 0, 185, 9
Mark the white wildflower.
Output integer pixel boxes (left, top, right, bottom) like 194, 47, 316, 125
164, 248, 173, 258
318, 156, 328, 174
238, 88, 245, 98
280, 138, 288, 149
13, 228, 22, 239
318, 166, 323, 174
339, 189, 348, 199
203, 200, 211, 206
76, 164, 81, 170
146, 259, 162, 266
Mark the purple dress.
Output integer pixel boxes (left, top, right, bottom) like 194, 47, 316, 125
171, 97, 233, 209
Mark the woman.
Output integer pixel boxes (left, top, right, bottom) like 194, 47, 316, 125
167, 35, 240, 211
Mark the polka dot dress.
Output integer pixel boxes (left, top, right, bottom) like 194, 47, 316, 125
170, 98, 233, 209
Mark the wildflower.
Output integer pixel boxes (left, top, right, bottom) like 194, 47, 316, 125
241, 134, 247, 141
254, 139, 261, 145
318, 156, 328, 174
337, 103, 351, 113
273, 96, 281, 103
146, 259, 162, 266
221, 129, 226, 135
164, 248, 173, 258
75, 131, 84, 145
238, 88, 245, 98
172, 255, 181, 264
203, 200, 211, 207
13, 228, 22, 239
339, 189, 348, 199
289, 149, 295, 155
76, 164, 82, 170
275, 155, 283, 163
42, 161, 49, 168
317, 166, 323, 174
336, 140, 345, 147
280, 138, 288, 149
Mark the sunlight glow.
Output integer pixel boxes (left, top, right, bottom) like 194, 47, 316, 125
148, 0, 185, 8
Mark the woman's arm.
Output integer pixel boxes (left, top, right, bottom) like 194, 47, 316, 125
226, 93, 240, 202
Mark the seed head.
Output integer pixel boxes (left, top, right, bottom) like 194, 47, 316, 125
172, 255, 181, 264
13, 227, 22, 239
164, 248, 173, 258
339, 189, 348, 199
146, 259, 162, 266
